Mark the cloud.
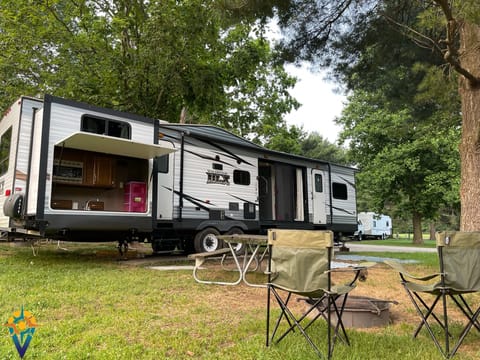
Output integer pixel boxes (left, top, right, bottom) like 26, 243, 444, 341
284, 64, 345, 142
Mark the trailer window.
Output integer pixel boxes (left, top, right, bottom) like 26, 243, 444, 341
233, 170, 250, 185
81, 115, 131, 139
314, 174, 323, 192
0, 127, 12, 176
157, 155, 169, 173
332, 182, 348, 200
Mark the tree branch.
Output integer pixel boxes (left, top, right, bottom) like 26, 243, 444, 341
381, 12, 443, 55
433, 0, 480, 86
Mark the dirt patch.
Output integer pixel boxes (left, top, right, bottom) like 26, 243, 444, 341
188, 261, 480, 359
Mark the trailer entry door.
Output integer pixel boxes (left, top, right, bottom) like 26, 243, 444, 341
312, 169, 327, 224
26, 109, 44, 215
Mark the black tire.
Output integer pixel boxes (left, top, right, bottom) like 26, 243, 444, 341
225, 227, 245, 254
194, 228, 222, 253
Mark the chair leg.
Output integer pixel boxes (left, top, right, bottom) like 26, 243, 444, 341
268, 291, 354, 360
270, 290, 293, 344
404, 285, 480, 359
273, 292, 325, 344
269, 289, 325, 358
412, 293, 446, 338
331, 294, 351, 347
402, 287, 448, 357
449, 305, 480, 359
442, 289, 449, 357
327, 295, 332, 359
451, 294, 480, 332
266, 284, 271, 347
314, 294, 350, 347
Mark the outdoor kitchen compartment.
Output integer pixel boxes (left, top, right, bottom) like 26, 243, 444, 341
53, 159, 84, 184
123, 181, 146, 212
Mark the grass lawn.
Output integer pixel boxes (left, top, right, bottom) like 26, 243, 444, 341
357, 237, 436, 248
0, 241, 479, 359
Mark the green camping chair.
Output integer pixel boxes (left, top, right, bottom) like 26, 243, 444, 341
266, 229, 366, 359
385, 231, 480, 359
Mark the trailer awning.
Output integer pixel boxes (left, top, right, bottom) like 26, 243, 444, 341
56, 132, 175, 159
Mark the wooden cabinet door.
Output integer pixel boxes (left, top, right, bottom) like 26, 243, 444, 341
83, 154, 114, 187
83, 156, 94, 185
93, 156, 114, 187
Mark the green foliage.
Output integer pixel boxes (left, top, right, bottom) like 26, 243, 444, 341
258, 1, 464, 232
259, 125, 351, 165
261, 123, 305, 153
339, 87, 460, 221
327, 2, 461, 231
0, 0, 298, 142
417, 0, 480, 29
301, 131, 350, 165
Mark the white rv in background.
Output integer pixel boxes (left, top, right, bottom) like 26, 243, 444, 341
354, 212, 392, 240
0, 95, 358, 253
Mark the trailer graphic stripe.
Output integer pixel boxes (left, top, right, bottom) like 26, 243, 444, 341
227, 193, 258, 207
184, 149, 235, 167
338, 175, 356, 188
331, 206, 355, 216
160, 132, 253, 166
166, 187, 235, 220
200, 139, 254, 166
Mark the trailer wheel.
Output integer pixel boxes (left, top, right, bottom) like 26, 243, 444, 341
225, 227, 245, 254
194, 228, 222, 253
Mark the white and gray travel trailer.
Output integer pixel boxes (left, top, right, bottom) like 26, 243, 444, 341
153, 125, 358, 252
0, 95, 358, 253
354, 212, 392, 240
0, 95, 175, 247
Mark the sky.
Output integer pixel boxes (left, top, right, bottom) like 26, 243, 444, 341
284, 64, 346, 143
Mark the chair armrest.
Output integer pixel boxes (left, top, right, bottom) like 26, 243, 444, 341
329, 261, 377, 273
329, 262, 377, 283
383, 259, 441, 281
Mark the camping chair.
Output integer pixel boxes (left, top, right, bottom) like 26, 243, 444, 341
385, 231, 480, 359
266, 229, 366, 359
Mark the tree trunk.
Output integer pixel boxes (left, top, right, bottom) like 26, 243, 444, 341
412, 211, 424, 244
459, 22, 480, 231
429, 222, 436, 241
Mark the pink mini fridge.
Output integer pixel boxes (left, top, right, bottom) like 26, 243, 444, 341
123, 181, 147, 212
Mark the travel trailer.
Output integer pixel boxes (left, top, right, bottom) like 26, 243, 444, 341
354, 212, 392, 240
0, 95, 358, 253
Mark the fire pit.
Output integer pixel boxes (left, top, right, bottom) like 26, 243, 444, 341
303, 295, 396, 328
329, 295, 395, 328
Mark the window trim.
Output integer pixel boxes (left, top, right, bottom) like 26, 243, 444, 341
81, 114, 131, 140
332, 182, 348, 200
157, 155, 169, 174
0, 126, 12, 177
233, 169, 250, 186
314, 173, 323, 193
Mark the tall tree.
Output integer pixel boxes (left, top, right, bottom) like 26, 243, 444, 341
426, 1, 480, 231
262, 0, 480, 232
339, 89, 460, 243
301, 132, 350, 165
333, 3, 462, 243
227, 0, 470, 236
0, 0, 299, 142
